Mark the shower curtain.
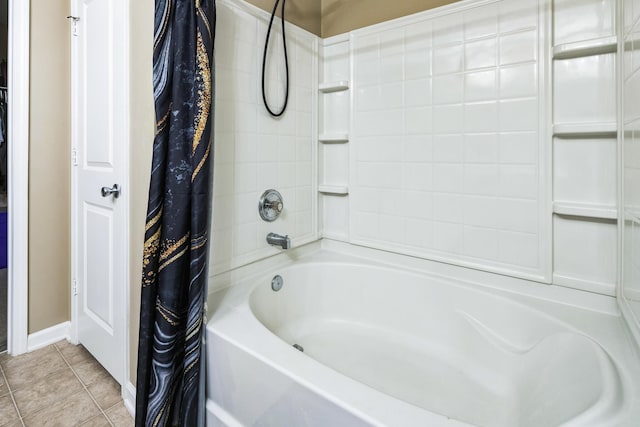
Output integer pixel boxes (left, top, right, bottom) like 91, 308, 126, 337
136, 0, 215, 426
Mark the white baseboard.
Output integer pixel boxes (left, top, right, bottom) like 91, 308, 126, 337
123, 382, 136, 417
26, 321, 71, 352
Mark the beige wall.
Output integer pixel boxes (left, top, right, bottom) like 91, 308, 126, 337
321, 0, 461, 37
246, 0, 321, 36
128, 0, 154, 383
28, 0, 71, 333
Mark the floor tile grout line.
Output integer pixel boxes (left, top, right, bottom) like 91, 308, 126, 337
54, 343, 115, 427
0, 359, 25, 426
7, 347, 83, 422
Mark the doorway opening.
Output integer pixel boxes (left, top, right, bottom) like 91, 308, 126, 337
0, 0, 9, 353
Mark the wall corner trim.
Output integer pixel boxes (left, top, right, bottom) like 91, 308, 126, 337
8, 0, 31, 357
123, 382, 136, 417
26, 321, 71, 352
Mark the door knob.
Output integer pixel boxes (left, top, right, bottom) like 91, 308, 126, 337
101, 184, 120, 199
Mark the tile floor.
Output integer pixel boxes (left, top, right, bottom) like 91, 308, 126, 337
0, 341, 133, 426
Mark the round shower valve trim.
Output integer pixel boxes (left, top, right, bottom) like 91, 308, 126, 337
259, 189, 284, 222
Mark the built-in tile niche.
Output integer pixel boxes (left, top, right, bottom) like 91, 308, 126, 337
318, 36, 350, 240
551, 0, 619, 295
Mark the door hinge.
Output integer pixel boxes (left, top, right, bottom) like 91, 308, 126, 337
72, 279, 78, 296
67, 16, 80, 37
72, 148, 78, 166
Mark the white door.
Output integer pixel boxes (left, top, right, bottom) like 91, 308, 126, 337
71, 0, 128, 385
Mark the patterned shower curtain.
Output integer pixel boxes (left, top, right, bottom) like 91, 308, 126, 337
136, 0, 215, 426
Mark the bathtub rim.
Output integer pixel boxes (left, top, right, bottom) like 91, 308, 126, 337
206, 239, 640, 426
209, 239, 621, 318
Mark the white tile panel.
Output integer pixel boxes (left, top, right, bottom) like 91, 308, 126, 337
499, 165, 538, 199
432, 13, 464, 46
465, 38, 497, 70
433, 134, 464, 162
211, 0, 317, 274
350, 0, 546, 279
405, 107, 433, 134
499, 99, 538, 132
403, 191, 434, 219
554, 54, 617, 125
499, 30, 537, 66
499, 132, 537, 164
497, 231, 538, 268
433, 164, 464, 193
554, 138, 617, 206
554, 216, 617, 288
433, 222, 464, 253
464, 133, 498, 163
465, 70, 497, 102
499, 64, 537, 99
403, 163, 434, 191
464, 102, 498, 133
433, 193, 464, 223
433, 44, 464, 75
464, 164, 499, 196
404, 136, 433, 163
433, 105, 464, 133
498, 0, 537, 34
464, 226, 498, 259
464, 4, 498, 40
405, 78, 433, 107
433, 74, 464, 105
554, 0, 615, 46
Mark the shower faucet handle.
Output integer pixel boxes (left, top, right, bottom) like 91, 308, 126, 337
259, 189, 284, 222
268, 200, 283, 213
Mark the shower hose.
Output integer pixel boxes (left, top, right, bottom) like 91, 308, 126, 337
261, 0, 289, 117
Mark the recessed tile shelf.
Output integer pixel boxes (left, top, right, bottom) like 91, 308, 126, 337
553, 36, 618, 60
318, 185, 349, 195
553, 122, 617, 138
319, 81, 349, 93
319, 133, 349, 143
553, 202, 617, 220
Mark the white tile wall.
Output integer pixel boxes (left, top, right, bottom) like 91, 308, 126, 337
211, 0, 317, 275
554, 137, 617, 206
553, 216, 618, 288
350, 0, 545, 279
554, 0, 616, 46
554, 54, 617, 125
623, 0, 640, 319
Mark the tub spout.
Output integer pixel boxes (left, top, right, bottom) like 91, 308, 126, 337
266, 232, 291, 250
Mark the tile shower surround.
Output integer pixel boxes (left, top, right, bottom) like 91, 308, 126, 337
213, 0, 547, 286
350, 1, 546, 280
213, 0, 627, 297
212, 1, 317, 276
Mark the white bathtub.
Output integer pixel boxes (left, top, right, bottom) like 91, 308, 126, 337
206, 241, 640, 426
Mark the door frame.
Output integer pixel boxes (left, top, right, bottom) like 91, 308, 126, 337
7, 0, 30, 355
69, 0, 131, 386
